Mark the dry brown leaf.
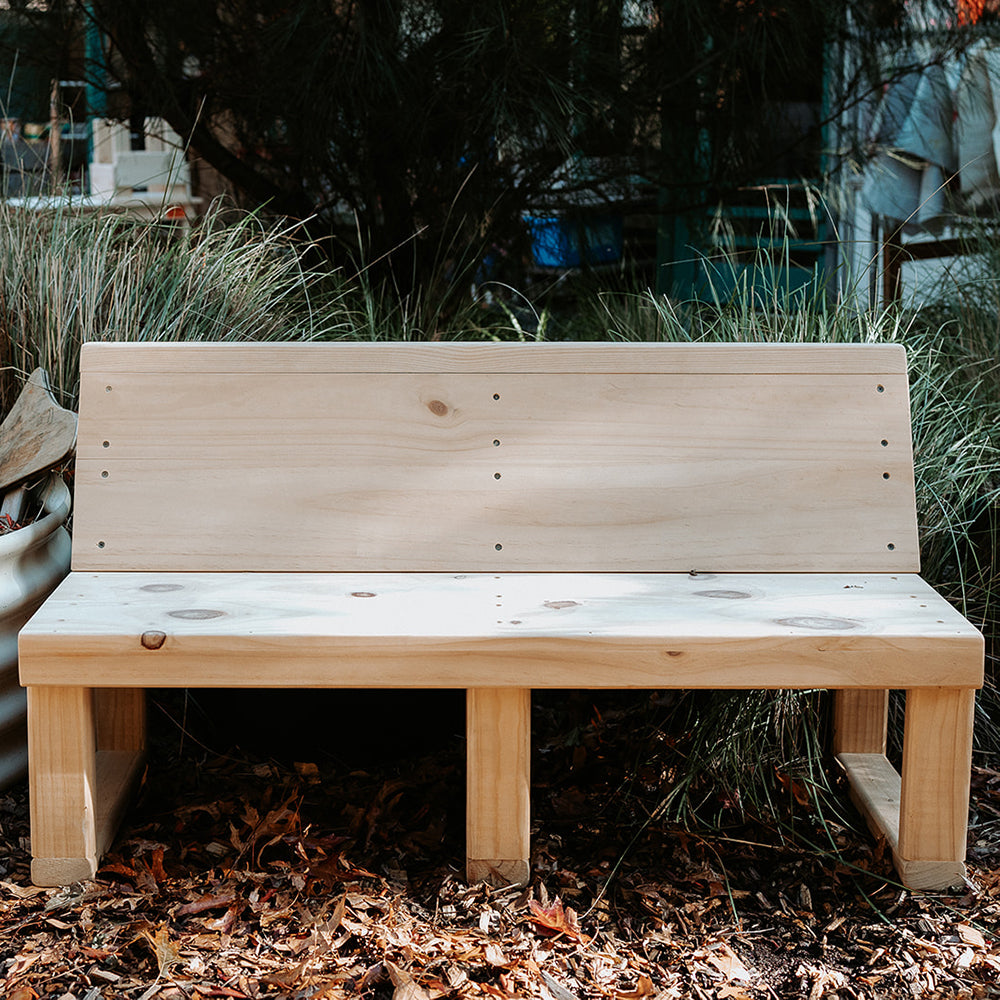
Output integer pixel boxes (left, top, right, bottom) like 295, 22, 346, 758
703, 942, 753, 983
527, 897, 589, 942
175, 892, 238, 917
541, 970, 579, 1000
262, 960, 309, 988
142, 923, 182, 977
957, 923, 987, 949
0, 880, 47, 899
386, 960, 431, 1000
5, 988, 38, 1000
615, 973, 656, 998
484, 942, 508, 966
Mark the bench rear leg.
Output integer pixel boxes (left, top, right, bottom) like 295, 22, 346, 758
833, 690, 888, 754
466, 687, 530, 887
96, 688, 146, 754
897, 687, 975, 891
28, 686, 146, 886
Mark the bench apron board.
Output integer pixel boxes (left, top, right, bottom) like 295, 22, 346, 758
19, 343, 984, 891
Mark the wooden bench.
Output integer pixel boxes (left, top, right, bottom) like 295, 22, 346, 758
19, 342, 983, 891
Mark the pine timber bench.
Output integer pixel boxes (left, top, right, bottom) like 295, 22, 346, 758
19, 341, 983, 891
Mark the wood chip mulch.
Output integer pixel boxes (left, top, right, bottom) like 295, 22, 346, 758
1, 690, 998, 1000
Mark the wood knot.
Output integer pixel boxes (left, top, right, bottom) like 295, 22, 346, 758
775, 616, 860, 631
141, 630, 166, 650
427, 399, 449, 416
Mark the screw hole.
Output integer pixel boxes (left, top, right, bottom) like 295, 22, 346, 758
876, 384, 884, 393
105, 385, 112, 392
495, 543, 503, 551
102, 440, 110, 448
493, 393, 500, 400
493, 439, 500, 447
494, 472, 501, 479
97, 540, 105, 548
887, 543, 895, 550
101, 470, 109, 479
882, 472, 890, 479
881, 439, 888, 447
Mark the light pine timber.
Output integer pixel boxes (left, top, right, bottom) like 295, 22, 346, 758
27, 685, 145, 885
897, 687, 977, 890
833, 690, 889, 754
95, 688, 146, 752
838, 688, 977, 892
78, 340, 911, 375
467, 687, 531, 886
73, 369, 918, 573
19, 572, 982, 690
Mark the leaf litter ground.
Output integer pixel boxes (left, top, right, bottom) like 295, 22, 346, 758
1, 690, 998, 1000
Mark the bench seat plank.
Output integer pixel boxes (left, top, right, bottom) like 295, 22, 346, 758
21, 571, 982, 689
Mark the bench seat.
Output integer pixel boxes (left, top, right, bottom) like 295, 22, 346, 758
21, 570, 980, 689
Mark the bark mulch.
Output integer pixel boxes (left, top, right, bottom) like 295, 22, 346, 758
1, 690, 998, 1000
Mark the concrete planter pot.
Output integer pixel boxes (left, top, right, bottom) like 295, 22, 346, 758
0, 474, 72, 789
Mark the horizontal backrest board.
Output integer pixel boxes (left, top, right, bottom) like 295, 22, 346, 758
73, 342, 919, 572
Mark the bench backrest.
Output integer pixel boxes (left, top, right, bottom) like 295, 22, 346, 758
72, 342, 919, 573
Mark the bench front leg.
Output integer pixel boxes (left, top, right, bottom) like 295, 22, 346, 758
466, 687, 531, 887
897, 686, 975, 891
28, 685, 100, 886
28, 686, 147, 886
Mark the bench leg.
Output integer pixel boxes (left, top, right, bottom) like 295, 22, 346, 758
897, 687, 975, 892
466, 687, 530, 887
833, 690, 888, 754
28, 686, 146, 886
839, 687, 974, 893
95, 688, 146, 753
28, 686, 99, 885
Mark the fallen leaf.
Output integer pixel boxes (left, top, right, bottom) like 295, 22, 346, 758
262, 961, 308, 988
957, 923, 986, 949
5, 989, 38, 1000
386, 960, 431, 1000
717, 988, 755, 1000
0, 880, 48, 899
484, 942, 507, 966
541, 970, 578, 1000
142, 923, 182, 976
616, 974, 655, 998
527, 897, 589, 942
175, 892, 238, 917
703, 942, 753, 983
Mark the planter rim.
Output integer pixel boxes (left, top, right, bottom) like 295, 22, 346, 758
0, 475, 71, 557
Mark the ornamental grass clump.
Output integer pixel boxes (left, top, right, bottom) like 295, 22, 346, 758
0, 199, 348, 409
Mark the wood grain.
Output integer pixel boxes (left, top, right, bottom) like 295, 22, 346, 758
27, 686, 98, 881
833, 690, 889, 754
898, 687, 976, 868
19, 571, 984, 689
467, 688, 530, 887
73, 367, 918, 572
80, 340, 910, 375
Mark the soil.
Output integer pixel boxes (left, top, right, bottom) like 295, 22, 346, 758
1, 690, 998, 1000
